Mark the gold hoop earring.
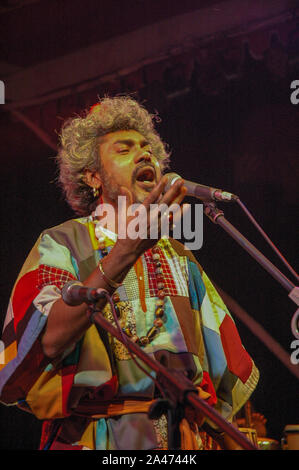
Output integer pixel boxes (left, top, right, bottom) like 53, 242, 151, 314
92, 187, 99, 198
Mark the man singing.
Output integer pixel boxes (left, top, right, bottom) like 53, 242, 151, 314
0, 96, 259, 450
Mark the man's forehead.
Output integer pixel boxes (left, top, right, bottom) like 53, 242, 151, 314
100, 129, 147, 145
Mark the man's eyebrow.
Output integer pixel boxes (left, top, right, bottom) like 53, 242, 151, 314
113, 138, 150, 147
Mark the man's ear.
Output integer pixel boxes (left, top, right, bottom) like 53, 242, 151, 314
84, 169, 102, 190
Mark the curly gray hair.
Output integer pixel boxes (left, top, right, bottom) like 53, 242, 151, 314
56, 95, 171, 215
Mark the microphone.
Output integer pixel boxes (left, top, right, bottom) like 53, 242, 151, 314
165, 172, 238, 202
61, 281, 108, 306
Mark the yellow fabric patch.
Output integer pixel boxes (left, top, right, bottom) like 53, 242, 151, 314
84, 220, 100, 250
74, 324, 113, 387
76, 421, 96, 449
0, 341, 17, 369
26, 370, 63, 419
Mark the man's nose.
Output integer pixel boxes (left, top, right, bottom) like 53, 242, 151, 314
134, 150, 152, 164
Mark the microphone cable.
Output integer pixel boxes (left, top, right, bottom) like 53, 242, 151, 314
235, 197, 299, 283
89, 292, 167, 399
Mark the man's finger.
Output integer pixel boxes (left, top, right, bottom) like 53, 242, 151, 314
142, 175, 168, 207
160, 178, 186, 207
171, 185, 187, 207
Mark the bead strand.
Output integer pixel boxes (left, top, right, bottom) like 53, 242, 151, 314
94, 220, 167, 348
136, 245, 166, 347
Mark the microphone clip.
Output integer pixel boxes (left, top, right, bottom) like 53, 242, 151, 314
203, 202, 224, 224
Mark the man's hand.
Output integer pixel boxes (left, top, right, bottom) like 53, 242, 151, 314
114, 175, 187, 261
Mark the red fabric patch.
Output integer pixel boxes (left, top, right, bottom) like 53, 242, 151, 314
219, 315, 253, 384
1, 339, 48, 403
12, 265, 75, 333
37, 264, 76, 291
12, 270, 39, 331
39, 420, 54, 450
144, 248, 178, 297
200, 371, 217, 406
93, 374, 118, 401
73, 375, 119, 416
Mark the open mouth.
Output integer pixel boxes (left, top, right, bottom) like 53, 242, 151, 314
135, 166, 156, 187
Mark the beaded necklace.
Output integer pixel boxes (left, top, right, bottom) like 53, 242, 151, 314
94, 221, 167, 347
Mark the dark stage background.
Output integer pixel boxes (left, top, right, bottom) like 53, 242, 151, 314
0, 0, 298, 450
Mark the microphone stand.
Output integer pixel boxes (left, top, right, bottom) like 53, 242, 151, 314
86, 296, 258, 451
203, 202, 299, 338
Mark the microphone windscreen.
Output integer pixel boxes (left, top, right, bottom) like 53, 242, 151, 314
164, 172, 182, 192
61, 280, 84, 306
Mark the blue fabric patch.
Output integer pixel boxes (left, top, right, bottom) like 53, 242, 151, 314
202, 324, 227, 389
71, 255, 79, 278
187, 260, 206, 310
0, 309, 47, 394
96, 419, 108, 450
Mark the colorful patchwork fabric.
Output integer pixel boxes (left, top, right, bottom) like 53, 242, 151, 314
0, 217, 259, 450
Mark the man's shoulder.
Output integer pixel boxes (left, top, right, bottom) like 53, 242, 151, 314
168, 237, 199, 264
42, 216, 90, 236
40, 217, 92, 249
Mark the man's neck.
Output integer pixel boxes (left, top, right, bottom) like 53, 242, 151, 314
94, 197, 120, 235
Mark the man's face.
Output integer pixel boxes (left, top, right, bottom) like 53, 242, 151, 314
97, 129, 163, 204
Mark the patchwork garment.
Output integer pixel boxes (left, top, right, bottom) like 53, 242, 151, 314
0, 216, 259, 450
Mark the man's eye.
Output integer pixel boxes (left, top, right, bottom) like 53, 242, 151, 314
118, 148, 129, 154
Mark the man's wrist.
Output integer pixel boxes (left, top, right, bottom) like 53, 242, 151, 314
111, 240, 140, 266
98, 259, 122, 289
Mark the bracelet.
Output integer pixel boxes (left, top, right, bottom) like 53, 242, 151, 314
98, 259, 122, 289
